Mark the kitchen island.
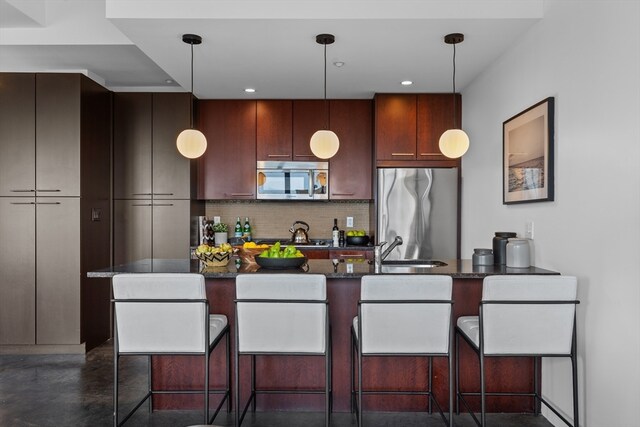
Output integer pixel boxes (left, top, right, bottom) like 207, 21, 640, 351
89, 258, 559, 414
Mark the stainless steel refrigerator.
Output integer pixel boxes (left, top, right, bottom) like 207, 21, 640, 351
377, 168, 459, 261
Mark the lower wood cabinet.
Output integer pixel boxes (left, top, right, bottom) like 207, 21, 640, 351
114, 200, 191, 264
0, 198, 81, 346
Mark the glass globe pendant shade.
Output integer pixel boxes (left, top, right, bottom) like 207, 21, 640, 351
438, 128, 469, 159
310, 130, 340, 159
176, 129, 207, 159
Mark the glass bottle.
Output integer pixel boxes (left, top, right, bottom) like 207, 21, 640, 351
243, 217, 252, 241
332, 218, 339, 247
234, 217, 243, 238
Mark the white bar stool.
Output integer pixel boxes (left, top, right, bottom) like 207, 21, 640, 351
351, 274, 454, 427
112, 273, 230, 427
455, 275, 579, 427
235, 273, 331, 427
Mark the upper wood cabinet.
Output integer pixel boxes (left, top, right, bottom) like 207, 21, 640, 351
256, 100, 292, 161
0, 73, 87, 197
197, 100, 257, 200
292, 100, 325, 160
375, 93, 461, 167
0, 74, 36, 197
329, 100, 373, 200
113, 93, 191, 199
256, 100, 324, 161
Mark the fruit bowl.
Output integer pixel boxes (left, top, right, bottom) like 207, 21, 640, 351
237, 248, 264, 264
195, 250, 231, 267
346, 235, 370, 246
255, 256, 307, 270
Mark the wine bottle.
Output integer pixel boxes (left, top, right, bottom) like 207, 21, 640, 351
234, 217, 243, 238
332, 218, 339, 247
243, 217, 252, 241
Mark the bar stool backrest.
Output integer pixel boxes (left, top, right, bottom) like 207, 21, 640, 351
360, 275, 452, 354
481, 275, 578, 355
236, 274, 327, 354
112, 273, 207, 354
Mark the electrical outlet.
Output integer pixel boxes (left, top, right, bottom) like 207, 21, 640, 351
346, 217, 354, 227
525, 221, 534, 239
213, 216, 221, 224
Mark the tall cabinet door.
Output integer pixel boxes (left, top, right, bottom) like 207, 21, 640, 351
113, 200, 153, 265
0, 199, 36, 344
35, 74, 81, 197
292, 100, 324, 160
36, 197, 81, 344
152, 93, 191, 199
152, 200, 191, 259
0, 74, 36, 197
113, 93, 153, 199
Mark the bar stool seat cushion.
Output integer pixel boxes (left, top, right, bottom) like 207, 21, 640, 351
209, 314, 229, 343
456, 316, 480, 347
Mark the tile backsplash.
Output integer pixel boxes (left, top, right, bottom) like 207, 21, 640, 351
205, 201, 371, 241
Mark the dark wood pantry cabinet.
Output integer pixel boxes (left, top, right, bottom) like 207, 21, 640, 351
0, 73, 111, 351
112, 92, 194, 265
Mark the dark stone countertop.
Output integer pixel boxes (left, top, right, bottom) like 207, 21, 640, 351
88, 258, 559, 279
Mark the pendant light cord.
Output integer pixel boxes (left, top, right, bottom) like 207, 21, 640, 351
323, 41, 329, 129
190, 41, 194, 129
452, 42, 457, 129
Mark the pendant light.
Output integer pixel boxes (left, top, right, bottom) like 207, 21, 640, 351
176, 34, 207, 159
310, 33, 340, 159
438, 33, 470, 159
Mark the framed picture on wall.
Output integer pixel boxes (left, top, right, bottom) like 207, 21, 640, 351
503, 97, 554, 204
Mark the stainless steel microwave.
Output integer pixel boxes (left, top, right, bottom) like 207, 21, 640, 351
256, 161, 329, 200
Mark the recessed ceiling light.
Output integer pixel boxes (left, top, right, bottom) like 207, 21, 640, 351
333, 61, 345, 67
244, 88, 256, 93
401, 80, 413, 86
165, 79, 174, 84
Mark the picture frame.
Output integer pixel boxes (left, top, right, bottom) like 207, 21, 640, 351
503, 97, 554, 204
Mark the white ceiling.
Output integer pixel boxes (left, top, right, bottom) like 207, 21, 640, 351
0, 0, 543, 99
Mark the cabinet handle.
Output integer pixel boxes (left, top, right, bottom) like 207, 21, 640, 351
153, 203, 174, 207
267, 154, 290, 158
132, 203, 153, 206
332, 192, 355, 196
152, 193, 174, 196
10, 189, 35, 193
132, 193, 153, 196
334, 253, 365, 258
391, 153, 415, 156
36, 189, 61, 192
36, 202, 61, 205
294, 154, 315, 157
10, 202, 36, 205
227, 193, 254, 197
419, 152, 442, 156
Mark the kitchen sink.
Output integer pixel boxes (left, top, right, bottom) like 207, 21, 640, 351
382, 259, 448, 267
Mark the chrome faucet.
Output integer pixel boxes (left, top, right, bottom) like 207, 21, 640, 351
374, 236, 403, 271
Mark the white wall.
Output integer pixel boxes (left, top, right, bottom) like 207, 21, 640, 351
461, 1, 640, 426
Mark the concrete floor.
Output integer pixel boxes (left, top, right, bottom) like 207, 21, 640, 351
0, 341, 554, 427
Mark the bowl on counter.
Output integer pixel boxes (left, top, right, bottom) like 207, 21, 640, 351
195, 250, 231, 267
346, 235, 370, 246
255, 256, 307, 270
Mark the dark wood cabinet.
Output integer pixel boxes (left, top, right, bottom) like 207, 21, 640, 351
113, 93, 191, 199
417, 94, 461, 160
375, 93, 460, 167
293, 100, 325, 160
329, 100, 373, 199
197, 100, 257, 199
0, 73, 111, 351
256, 100, 292, 161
